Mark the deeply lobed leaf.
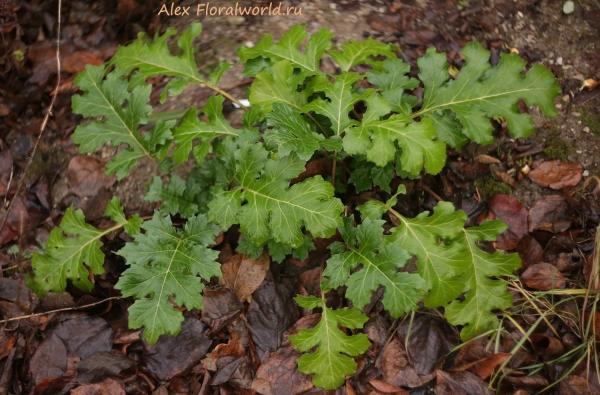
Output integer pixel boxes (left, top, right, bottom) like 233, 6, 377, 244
71, 65, 157, 180
30, 198, 141, 296
290, 296, 371, 390
323, 217, 426, 317
416, 42, 561, 146
208, 143, 344, 248
444, 220, 521, 340
115, 212, 221, 343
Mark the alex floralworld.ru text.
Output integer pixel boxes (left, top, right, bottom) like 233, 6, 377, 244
158, 2, 303, 16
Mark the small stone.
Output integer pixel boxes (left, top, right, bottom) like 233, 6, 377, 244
227, 16, 245, 26
572, 112, 581, 117
583, 170, 590, 177
556, 57, 563, 66
244, 41, 254, 48
517, 11, 524, 18
562, 95, 570, 102
556, 104, 562, 109
583, 127, 590, 133
563, 1, 575, 15
576, 150, 582, 154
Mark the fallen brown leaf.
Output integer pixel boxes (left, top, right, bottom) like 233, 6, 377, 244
62, 51, 103, 74
473, 154, 500, 164
453, 352, 510, 379
67, 155, 116, 197
436, 370, 492, 395
220, 251, 270, 302
382, 337, 432, 388
370, 379, 409, 394
529, 333, 565, 360
528, 160, 582, 190
560, 375, 595, 395
528, 195, 573, 233
70, 378, 126, 395
488, 195, 528, 250
521, 263, 567, 290
251, 346, 313, 395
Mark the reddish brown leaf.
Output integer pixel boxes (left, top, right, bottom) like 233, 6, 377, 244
382, 337, 432, 388
29, 333, 67, 385
493, 170, 517, 188
71, 378, 126, 395
521, 263, 567, 290
220, 251, 270, 302
0, 103, 10, 116
212, 339, 245, 362
369, 379, 409, 394
63, 51, 103, 74
292, 157, 329, 184
503, 373, 548, 388
453, 352, 510, 379
488, 195, 528, 250
529, 333, 565, 360
67, 155, 116, 197
528, 160, 582, 190
251, 346, 313, 395
528, 195, 573, 233
447, 161, 490, 182
559, 375, 595, 395
436, 370, 492, 395
516, 235, 543, 268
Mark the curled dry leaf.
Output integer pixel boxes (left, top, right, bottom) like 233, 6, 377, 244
521, 263, 567, 290
251, 346, 313, 395
488, 195, 528, 250
582, 78, 598, 89
453, 352, 510, 380
493, 170, 517, 188
528, 195, 573, 233
382, 337, 432, 388
220, 251, 270, 302
528, 160, 582, 190
70, 378, 126, 395
63, 51, 103, 74
369, 379, 409, 394
473, 154, 500, 164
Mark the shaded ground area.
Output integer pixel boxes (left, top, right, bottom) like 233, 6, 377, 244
1, 0, 600, 394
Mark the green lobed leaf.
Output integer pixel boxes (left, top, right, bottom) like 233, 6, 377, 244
445, 220, 521, 340
328, 37, 398, 72
367, 58, 420, 115
237, 233, 315, 263
384, 202, 468, 307
145, 175, 199, 218
290, 295, 371, 390
265, 102, 336, 160
71, 65, 155, 180
344, 94, 446, 174
348, 157, 395, 193
31, 197, 141, 296
239, 25, 333, 76
208, 143, 344, 248
171, 95, 239, 164
416, 42, 561, 146
303, 72, 364, 136
115, 212, 221, 343
249, 60, 308, 115
323, 217, 426, 317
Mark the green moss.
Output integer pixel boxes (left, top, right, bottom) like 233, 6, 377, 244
543, 134, 572, 161
474, 176, 512, 199
581, 107, 600, 135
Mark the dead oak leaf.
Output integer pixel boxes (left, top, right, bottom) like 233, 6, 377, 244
528, 160, 582, 190
220, 251, 270, 302
521, 263, 566, 290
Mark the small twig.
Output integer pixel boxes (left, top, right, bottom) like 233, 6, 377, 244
3, 166, 13, 207
331, 151, 338, 187
0, 296, 122, 325
0, 0, 62, 235
418, 181, 443, 202
579, 91, 600, 106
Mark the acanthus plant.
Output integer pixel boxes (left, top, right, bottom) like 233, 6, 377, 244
28, 22, 560, 390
